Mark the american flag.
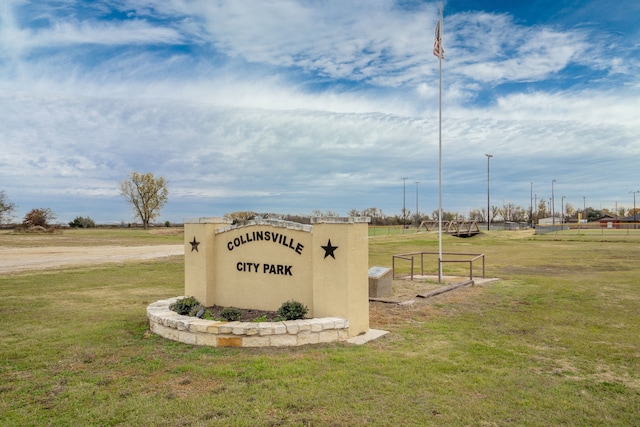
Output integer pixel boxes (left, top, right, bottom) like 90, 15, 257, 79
433, 20, 444, 59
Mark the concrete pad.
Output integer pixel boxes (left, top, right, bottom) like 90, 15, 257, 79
346, 329, 389, 345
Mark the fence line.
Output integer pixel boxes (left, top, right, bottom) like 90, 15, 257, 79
536, 223, 640, 236
369, 226, 422, 236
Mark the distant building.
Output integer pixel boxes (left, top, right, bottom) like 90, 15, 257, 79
599, 215, 637, 229
538, 217, 563, 225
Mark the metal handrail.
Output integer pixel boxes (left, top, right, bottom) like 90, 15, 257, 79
392, 251, 485, 282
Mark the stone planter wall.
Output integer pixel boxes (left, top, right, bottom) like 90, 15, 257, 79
147, 297, 350, 347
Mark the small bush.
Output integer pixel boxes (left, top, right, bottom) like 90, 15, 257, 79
277, 300, 308, 320
220, 307, 241, 321
170, 296, 200, 315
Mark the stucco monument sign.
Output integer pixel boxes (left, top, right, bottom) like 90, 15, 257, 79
148, 216, 375, 347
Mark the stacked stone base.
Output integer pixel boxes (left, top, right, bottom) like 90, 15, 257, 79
147, 297, 350, 347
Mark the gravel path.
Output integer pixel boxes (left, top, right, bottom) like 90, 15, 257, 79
0, 245, 184, 274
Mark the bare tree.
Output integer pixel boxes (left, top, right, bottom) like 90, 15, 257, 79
501, 202, 527, 222
22, 208, 56, 228
0, 191, 16, 224
311, 209, 339, 217
500, 202, 516, 222
468, 209, 484, 222
490, 205, 501, 223
120, 172, 168, 229
537, 200, 548, 219
224, 211, 258, 224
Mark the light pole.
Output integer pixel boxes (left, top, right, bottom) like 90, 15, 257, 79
530, 182, 533, 228
415, 181, 421, 228
631, 191, 639, 230
561, 196, 566, 225
485, 154, 493, 230
401, 177, 408, 228
552, 179, 556, 227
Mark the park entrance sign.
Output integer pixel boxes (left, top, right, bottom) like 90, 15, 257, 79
184, 216, 371, 338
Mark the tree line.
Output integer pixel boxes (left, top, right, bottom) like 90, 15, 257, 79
3, 174, 639, 229
0, 172, 168, 230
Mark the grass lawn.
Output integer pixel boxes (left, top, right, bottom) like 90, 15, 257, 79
0, 227, 184, 247
1, 229, 639, 426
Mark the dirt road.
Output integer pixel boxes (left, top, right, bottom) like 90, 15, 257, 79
0, 245, 184, 274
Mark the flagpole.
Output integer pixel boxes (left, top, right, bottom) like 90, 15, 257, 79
437, 2, 443, 282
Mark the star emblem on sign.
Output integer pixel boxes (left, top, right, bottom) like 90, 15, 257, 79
321, 239, 338, 259
190, 236, 200, 252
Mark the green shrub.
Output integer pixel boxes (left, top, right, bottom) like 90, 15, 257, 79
220, 307, 241, 321
69, 216, 96, 228
170, 296, 200, 315
277, 300, 308, 320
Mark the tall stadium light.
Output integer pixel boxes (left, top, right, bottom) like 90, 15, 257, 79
552, 179, 556, 227
631, 191, 639, 230
415, 181, 421, 227
485, 154, 493, 230
401, 177, 408, 228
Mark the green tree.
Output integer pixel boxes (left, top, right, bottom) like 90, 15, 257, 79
22, 208, 56, 228
585, 207, 599, 222
69, 216, 96, 228
120, 172, 168, 229
0, 191, 16, 224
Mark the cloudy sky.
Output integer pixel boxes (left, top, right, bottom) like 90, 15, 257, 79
1, 0, 639, 224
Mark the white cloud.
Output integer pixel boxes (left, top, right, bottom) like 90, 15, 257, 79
0, 0, 638, 222
29, 20, 183, 48
2, 85, 637, 221
447, 13, 591, 84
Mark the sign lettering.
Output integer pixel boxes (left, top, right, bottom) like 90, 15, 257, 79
236, 261, 293, 276
226, 231, 304, 254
